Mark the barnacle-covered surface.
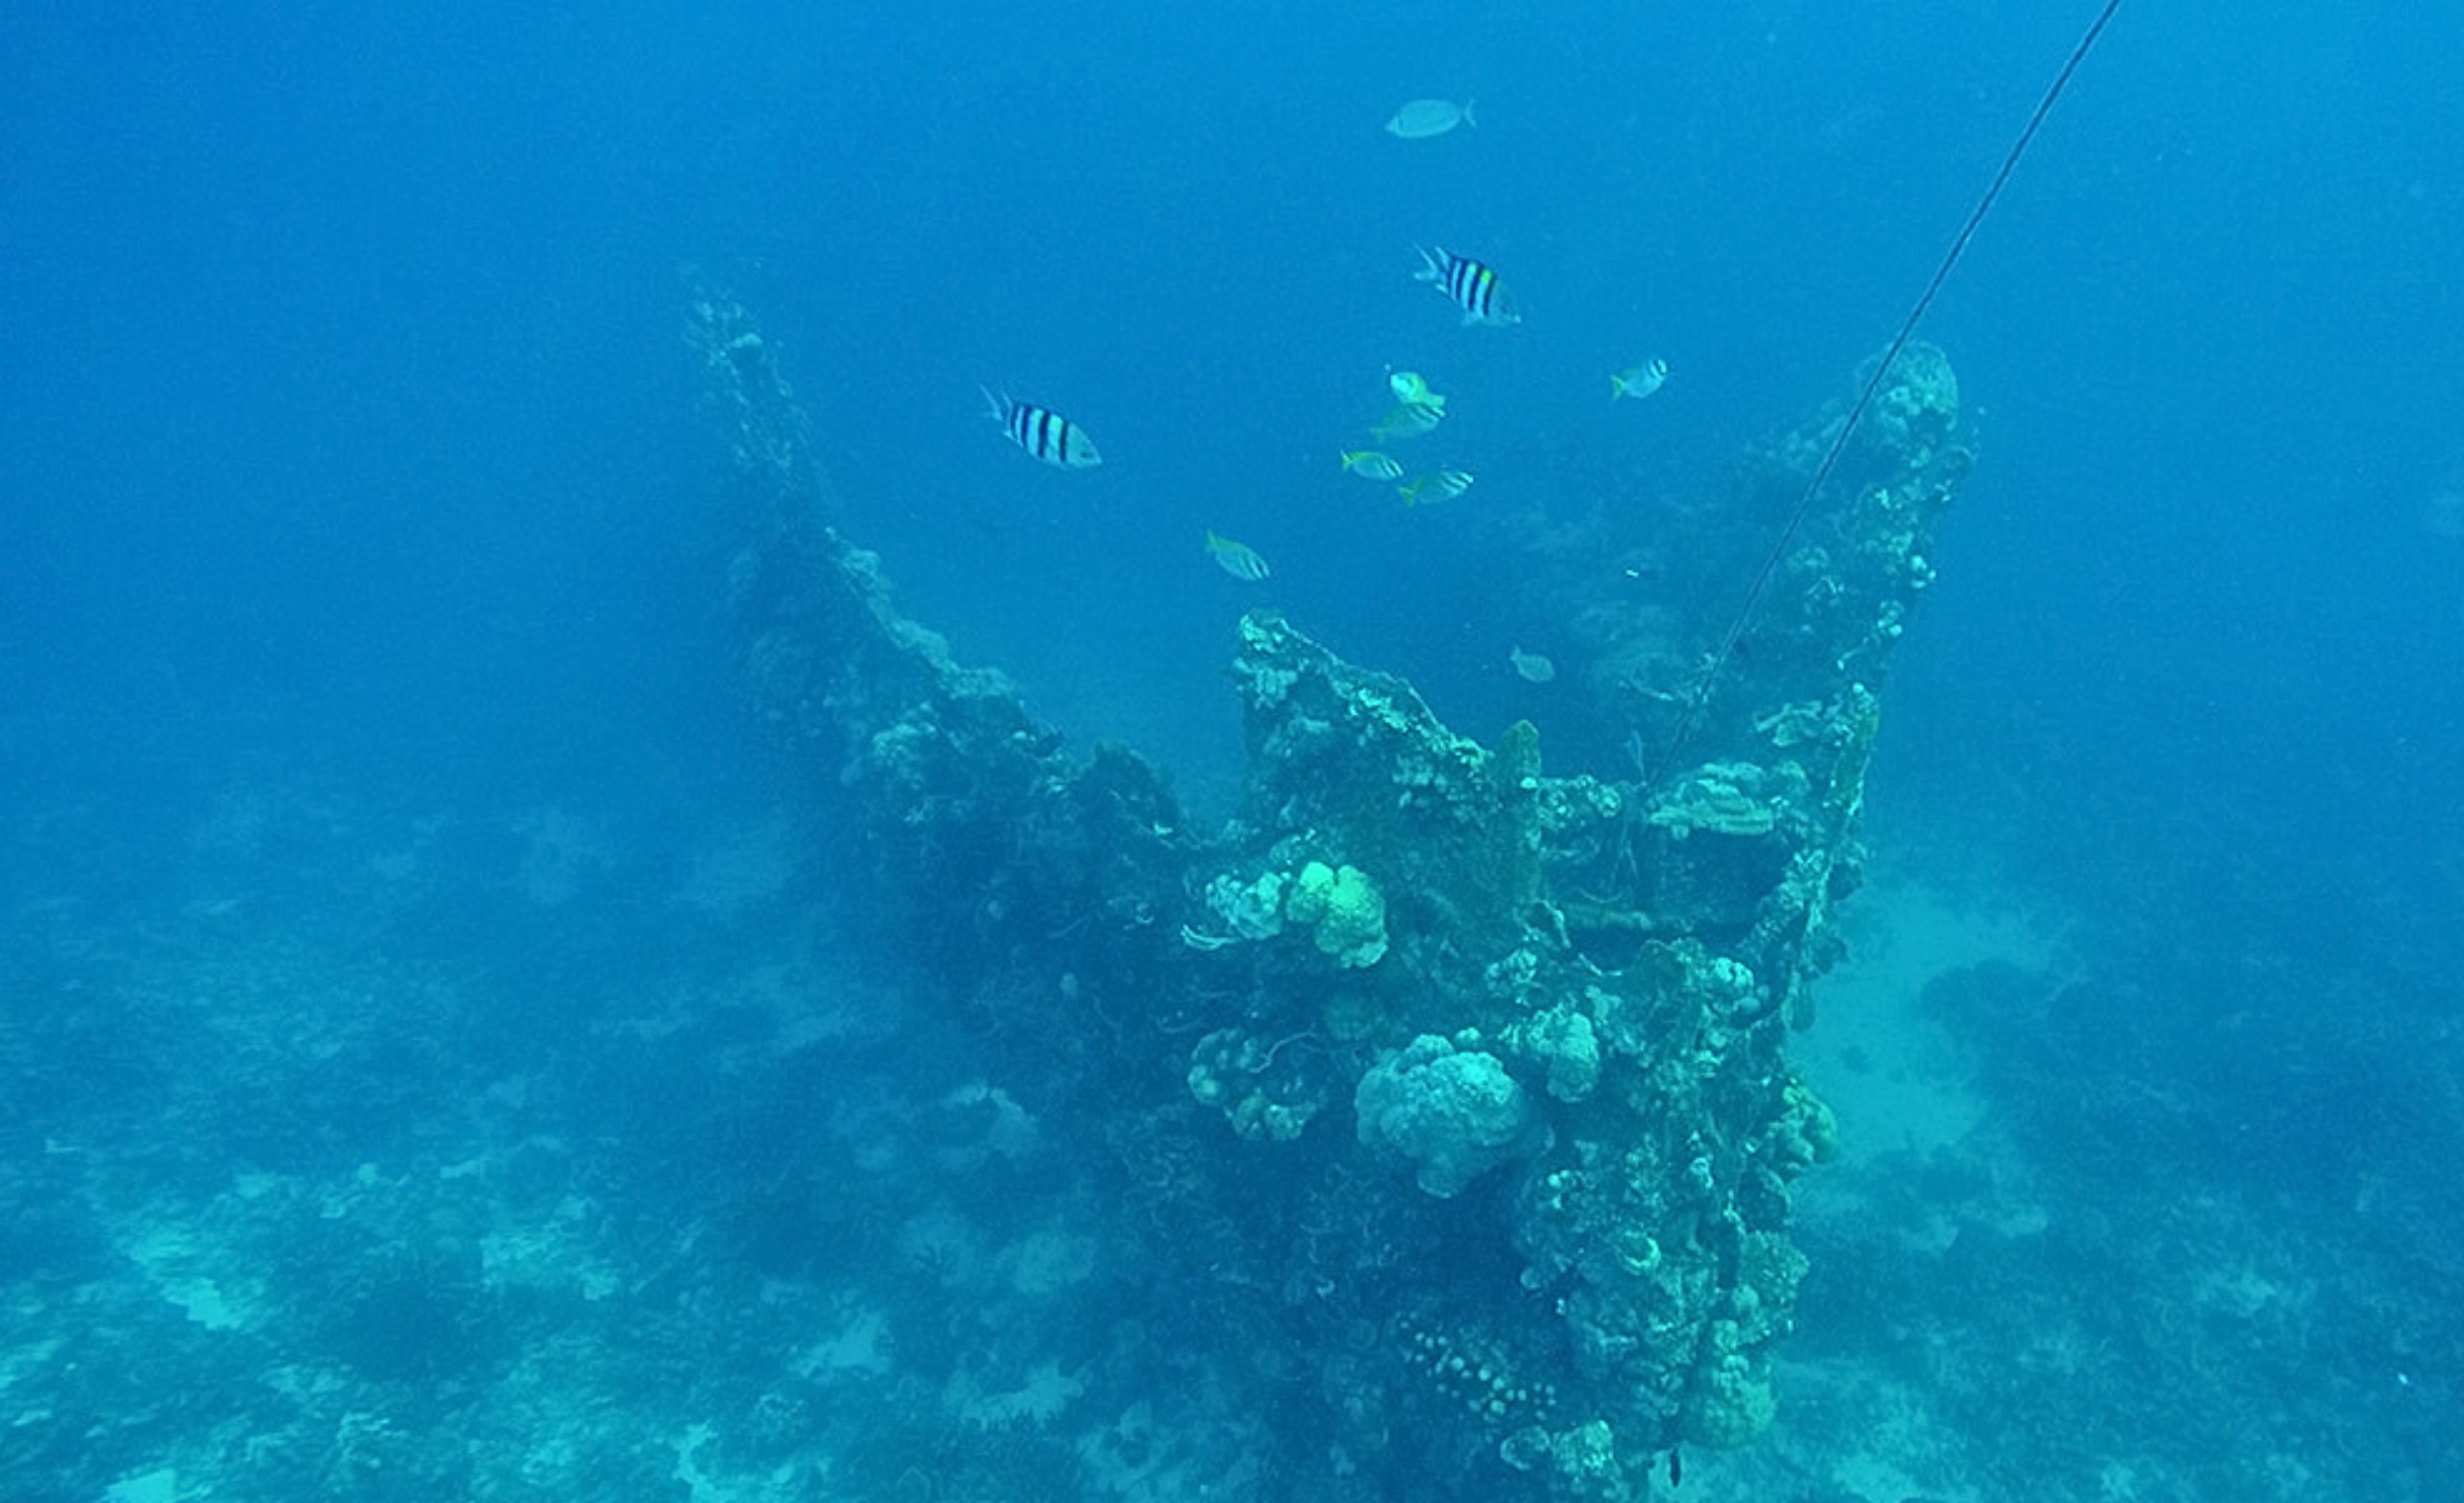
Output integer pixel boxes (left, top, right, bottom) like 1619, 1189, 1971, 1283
692, 282, 1965, 1499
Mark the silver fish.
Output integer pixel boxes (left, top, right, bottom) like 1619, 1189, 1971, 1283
1370, 402, 1445, 442
1399, 469, 1475, 506
1387, 369, 1446, 411
1204, 529, 1272, 581
1509, 647, 1556, 684
1612, 359, 1670, 401
1342, 449, 1406, 482
1385, 98, 1475, 140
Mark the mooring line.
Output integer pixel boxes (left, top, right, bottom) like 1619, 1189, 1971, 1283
1651, 0, 2127, 785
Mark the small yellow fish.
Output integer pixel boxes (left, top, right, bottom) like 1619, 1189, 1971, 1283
1370, 402, 1445, 442
1612, 359, 1670, 401
1399, 469, 1475, 506
1342, 449, 1406, 482
1387, 370, 1447, 411
1384, 97, 1475, 140
1204, 529, 1272, 581
1509, 647, 1557, 684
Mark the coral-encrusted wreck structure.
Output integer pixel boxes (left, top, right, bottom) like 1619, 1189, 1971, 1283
690, 285, 1968, 1500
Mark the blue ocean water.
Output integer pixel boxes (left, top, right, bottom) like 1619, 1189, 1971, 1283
5, 4, 2461, 1500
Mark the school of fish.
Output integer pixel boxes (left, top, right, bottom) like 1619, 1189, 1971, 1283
975, 97, 1674, 683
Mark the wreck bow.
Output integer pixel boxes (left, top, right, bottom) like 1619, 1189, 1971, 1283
690, 283, 1966, 1499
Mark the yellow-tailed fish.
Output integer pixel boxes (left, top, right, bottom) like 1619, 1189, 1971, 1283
1384, 98, 1475, 140
1204, 529, 1272, 582
1342, 449, 1406, 482
1509, 648, 1557, 684
982, 388, 1101, 468
1387, 369, 1447, 411
1611, 359, 1670, 401
1414, 245, 1519, 327
1399, 469, 1475, 506
1370, 401, 1445, 442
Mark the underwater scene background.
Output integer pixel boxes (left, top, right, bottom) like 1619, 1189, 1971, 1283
5, 3, 2462, 1501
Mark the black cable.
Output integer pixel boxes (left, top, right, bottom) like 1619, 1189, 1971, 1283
1650, 0, 2127, 784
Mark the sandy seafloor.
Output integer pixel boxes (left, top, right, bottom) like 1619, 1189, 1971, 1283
2, 767, 2432, 1503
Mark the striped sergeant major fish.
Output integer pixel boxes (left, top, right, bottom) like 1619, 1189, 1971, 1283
1414, 246, 1519, 327
982, 388, 1102, 469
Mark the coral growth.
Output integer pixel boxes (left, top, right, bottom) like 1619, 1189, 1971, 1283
1355, 1035, 1540, 1197
704, 283, 1970, 1498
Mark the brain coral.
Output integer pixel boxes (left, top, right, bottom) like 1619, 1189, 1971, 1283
1354, 1034, 1536, 1196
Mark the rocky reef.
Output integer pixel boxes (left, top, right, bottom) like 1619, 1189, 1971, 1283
690, 283, 1969, 1499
